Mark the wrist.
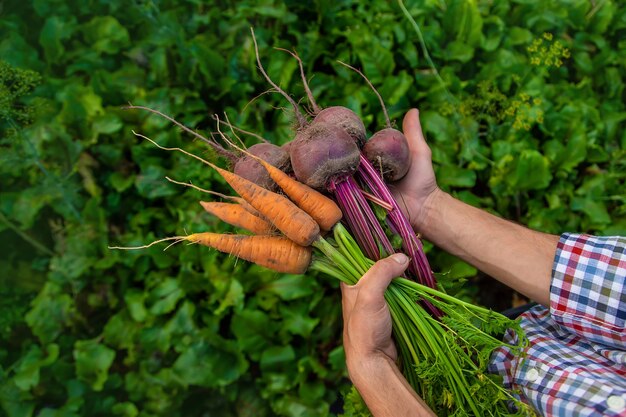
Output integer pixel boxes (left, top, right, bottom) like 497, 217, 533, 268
412, 187, 446, 236
346, 353, 437, 417
346, 353, 397, 387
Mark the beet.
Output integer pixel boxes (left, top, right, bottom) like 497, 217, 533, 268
363, 128, 411, 182
313, 106, 366, 148
233, 143, 291, 190
290, 122, 360, 191
281, 140, 293, 154
251, 37, 364, 189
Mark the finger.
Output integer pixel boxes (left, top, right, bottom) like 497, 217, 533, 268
355, 253, 410, 307
340, 282, 358, 321
402, 108, 431, 159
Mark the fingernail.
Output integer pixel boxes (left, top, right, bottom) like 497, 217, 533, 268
392, 253, 409, 264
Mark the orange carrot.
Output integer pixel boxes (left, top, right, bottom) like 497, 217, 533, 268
199, 201, 274, 235
166, 176, 264, 218
110, 233, 312, 274
214, 166, 320, 246
132, 131, 320, 246
187, 233, 311, 274
229, 197, 263, 217
254, 158, 342, 231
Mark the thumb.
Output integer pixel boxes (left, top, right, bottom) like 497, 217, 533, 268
356, 253, 410, 300
402, 108, 431, 159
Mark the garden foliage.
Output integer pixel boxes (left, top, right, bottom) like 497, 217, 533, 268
1, 0, 625, 416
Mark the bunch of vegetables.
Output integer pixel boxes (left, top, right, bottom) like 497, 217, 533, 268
112, 30, 532, 416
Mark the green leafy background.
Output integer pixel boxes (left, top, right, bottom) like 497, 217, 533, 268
1, 0, 624, 416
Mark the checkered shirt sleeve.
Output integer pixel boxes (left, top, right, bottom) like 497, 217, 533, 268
489, 233, 626, 417
551, 233, 626, 350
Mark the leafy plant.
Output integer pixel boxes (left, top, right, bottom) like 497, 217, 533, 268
1, 0, 624, 416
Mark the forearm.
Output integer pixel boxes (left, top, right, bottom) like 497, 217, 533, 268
416, 189, 559, 306
348, 356, 435, 417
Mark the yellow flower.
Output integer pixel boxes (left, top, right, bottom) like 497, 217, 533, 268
543, 32, 553, 41
533, 98, 542, 106
531, 57, 541, 65
520, 93, 530, 102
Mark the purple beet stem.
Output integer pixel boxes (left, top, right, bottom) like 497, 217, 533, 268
333, 178, 394, 261
332, 180, 378, 260
356, 154, 437, 289
332, 161, 441, 318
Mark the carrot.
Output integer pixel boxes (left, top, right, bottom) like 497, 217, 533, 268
166, 176, 262, 217
199, 201, 275, 235
213, 166, 320, 246
189, 233, 311, 274
226, 197, 263, 218
110, 234, 312, 274
254, 158, 342, 231
132, 131, 320, 247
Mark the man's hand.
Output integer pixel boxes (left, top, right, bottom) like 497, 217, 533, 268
394, 109, 558, 306
341, 253, 436, 417
341, 253, 409, 370
392, 108, 441, 231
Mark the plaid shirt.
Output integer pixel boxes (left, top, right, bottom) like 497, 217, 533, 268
489, 233, 626, 417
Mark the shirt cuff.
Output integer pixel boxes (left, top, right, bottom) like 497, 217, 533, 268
550, 233, 626, 350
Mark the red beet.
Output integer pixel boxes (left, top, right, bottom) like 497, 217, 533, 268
313, 106, 366, 148
233, 143, 291, 190
290, 122, 360, 191
363, 128, 411, 181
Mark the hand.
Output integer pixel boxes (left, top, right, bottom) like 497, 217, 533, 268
341, 254, 437, 417
392, 109, 441, 231
341, 253, 410, 378
393, 112, 557, 306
